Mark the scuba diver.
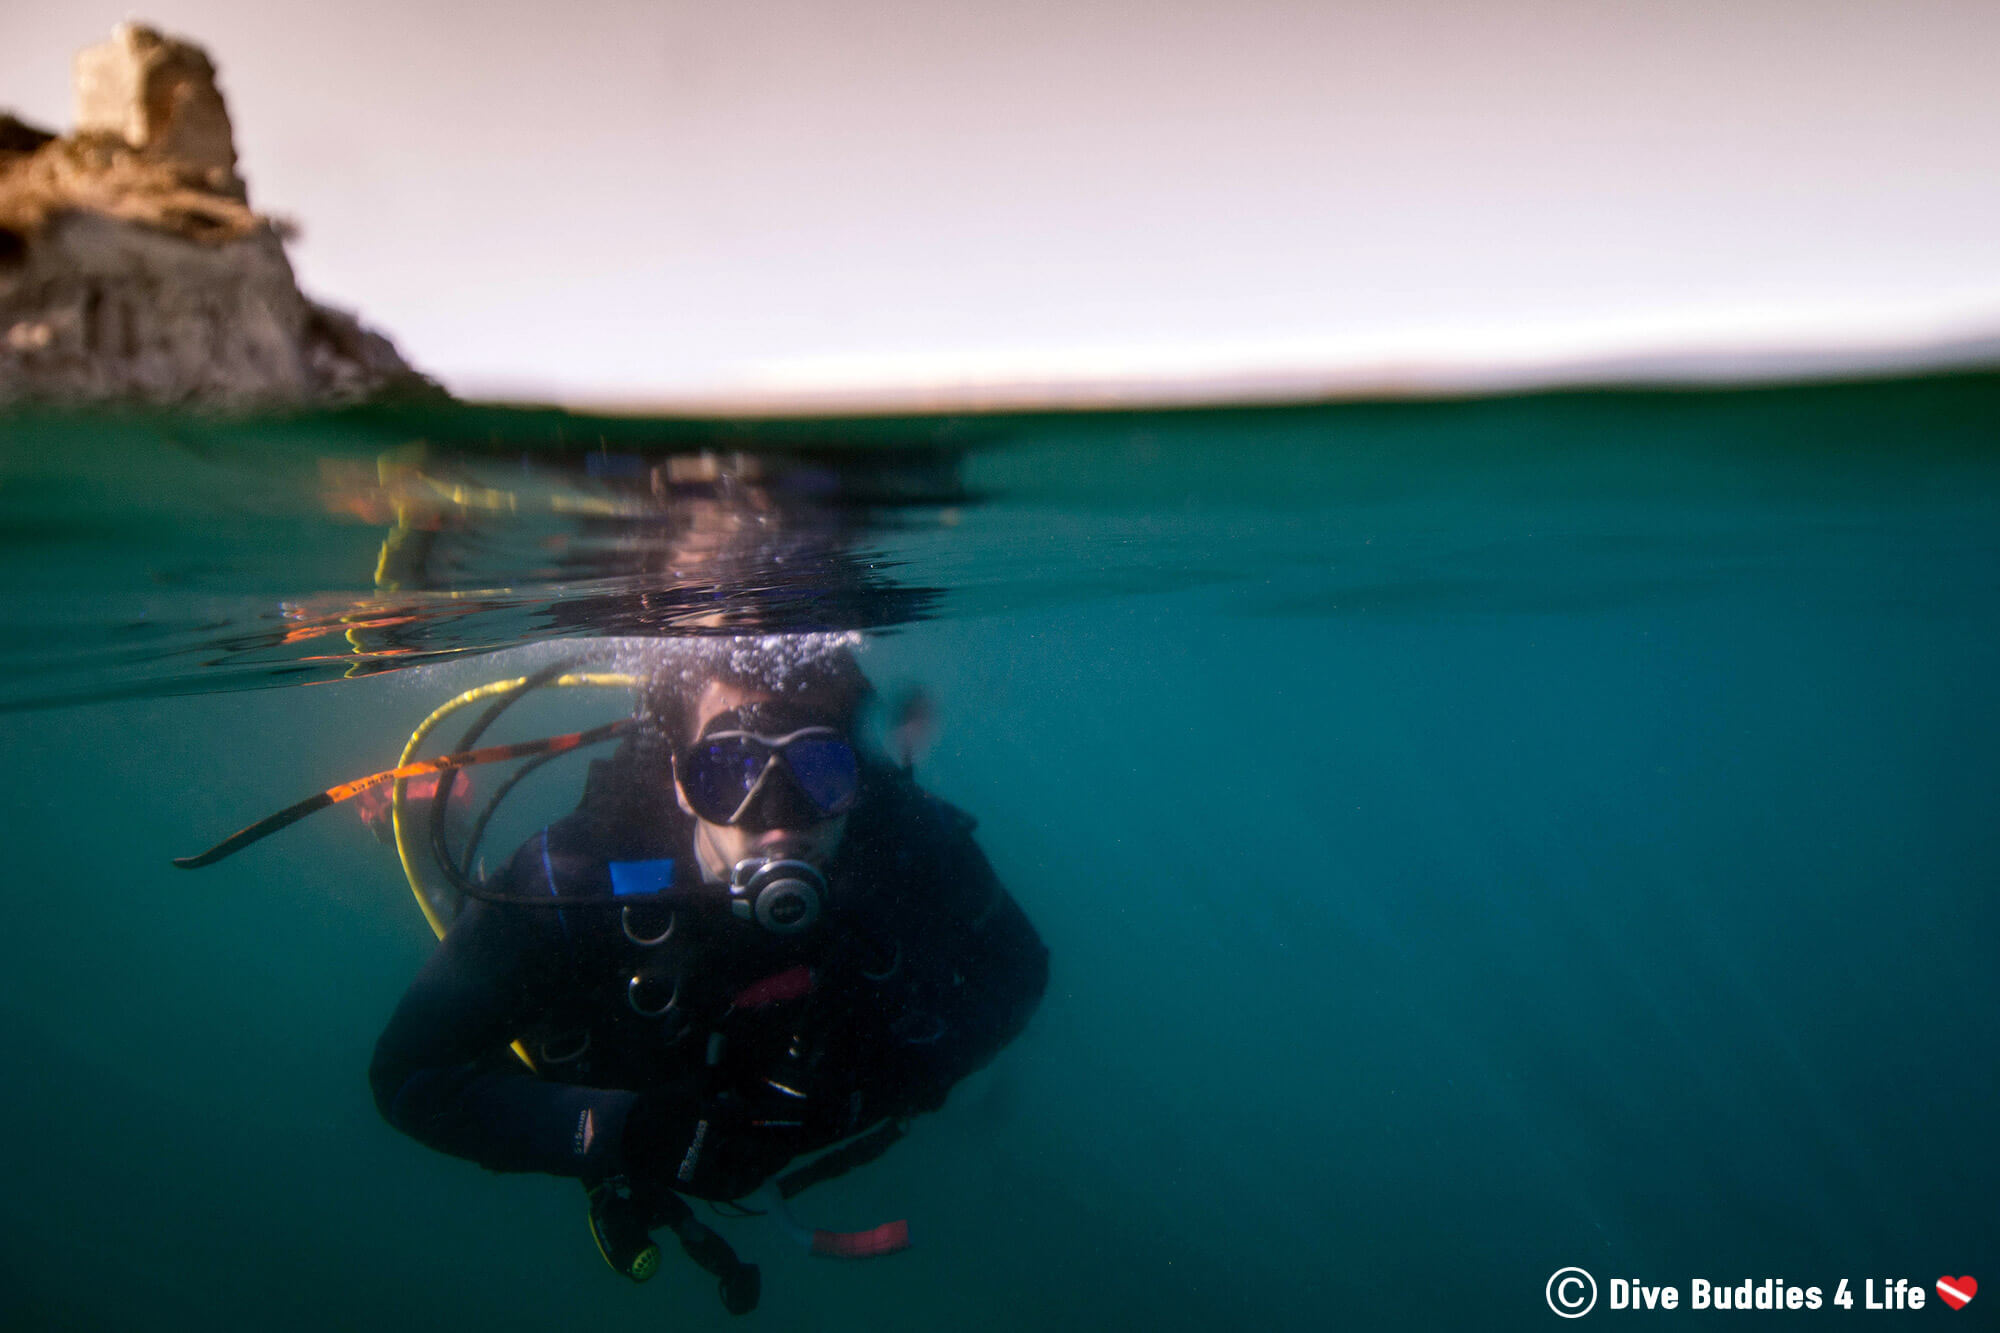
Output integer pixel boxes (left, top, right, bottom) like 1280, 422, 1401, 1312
168, 444, 1035, 1310
362, 637, 1048, 1313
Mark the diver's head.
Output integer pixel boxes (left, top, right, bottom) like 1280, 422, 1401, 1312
671, 677, 864, 883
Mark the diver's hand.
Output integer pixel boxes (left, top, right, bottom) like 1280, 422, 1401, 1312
620, 1093, 792, 1202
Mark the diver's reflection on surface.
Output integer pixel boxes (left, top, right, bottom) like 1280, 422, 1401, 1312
0, 428, 984, 710
286, 444, 969, 680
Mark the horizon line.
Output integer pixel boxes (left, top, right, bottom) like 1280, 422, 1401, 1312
445, 311, 2000, 419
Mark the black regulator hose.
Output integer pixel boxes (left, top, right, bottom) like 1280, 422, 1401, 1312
428, 659, 582, 900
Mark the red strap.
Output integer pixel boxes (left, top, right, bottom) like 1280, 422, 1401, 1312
732, 964, 816, 1009
810, 1220, 910, 1259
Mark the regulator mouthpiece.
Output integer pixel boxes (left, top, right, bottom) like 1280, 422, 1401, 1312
728, 858, 825, 934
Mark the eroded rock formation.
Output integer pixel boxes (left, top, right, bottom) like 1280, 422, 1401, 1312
0, 23, 442, 409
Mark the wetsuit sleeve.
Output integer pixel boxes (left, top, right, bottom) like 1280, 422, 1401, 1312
368, 895, 638, 1180
880, 822, 1049, 1114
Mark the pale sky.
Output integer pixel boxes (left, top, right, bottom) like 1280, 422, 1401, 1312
6, 1, 1998, 407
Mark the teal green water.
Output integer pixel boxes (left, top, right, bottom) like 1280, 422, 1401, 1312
1, 373, 1995, 1329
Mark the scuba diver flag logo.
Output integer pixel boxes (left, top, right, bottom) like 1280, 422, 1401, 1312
1936, 1276, 1976, 1310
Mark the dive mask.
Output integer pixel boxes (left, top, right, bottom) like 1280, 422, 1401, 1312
675, 726, 861, 829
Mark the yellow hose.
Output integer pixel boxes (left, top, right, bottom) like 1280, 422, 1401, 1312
390, 669, 643, 1072
391, 670, 642, 936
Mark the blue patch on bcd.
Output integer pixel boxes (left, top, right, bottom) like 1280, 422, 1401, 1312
609, 859, 675, 897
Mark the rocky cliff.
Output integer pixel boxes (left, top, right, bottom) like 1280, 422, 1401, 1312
0, 23, 442, 410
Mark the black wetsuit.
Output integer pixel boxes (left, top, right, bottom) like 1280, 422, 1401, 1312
370, 749, 1047, 1199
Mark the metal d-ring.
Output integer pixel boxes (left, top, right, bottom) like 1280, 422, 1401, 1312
538, 1029, 591, 1064
627, 970, 681, 1018
622, 905, 675, 947
860, 940, 902, 982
